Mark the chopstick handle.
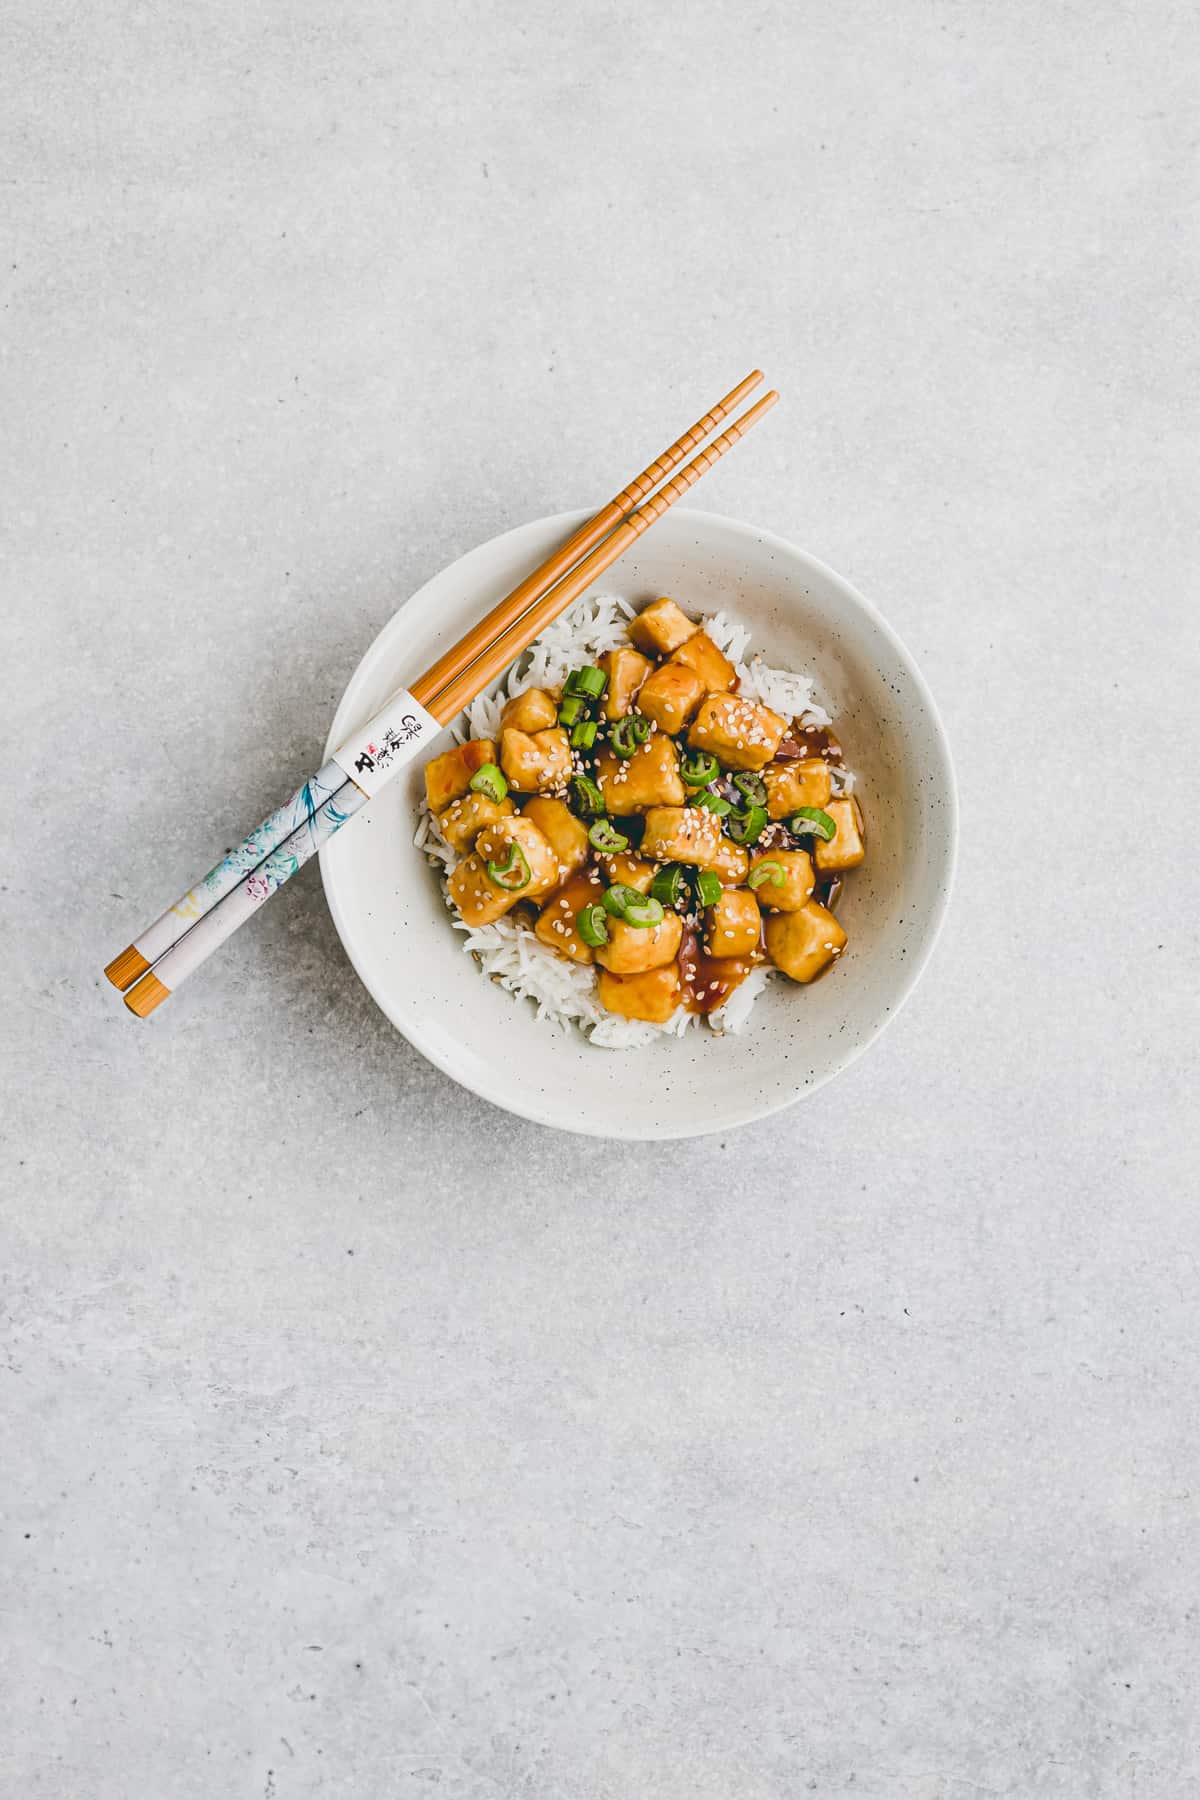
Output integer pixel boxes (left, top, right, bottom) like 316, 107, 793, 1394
122, 685, 451, 1014
124, 779, 368, 1015
104, 760, 350, 990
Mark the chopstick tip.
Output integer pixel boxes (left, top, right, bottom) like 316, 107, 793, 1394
104, 945, 151, 991
124, 971, 171, 1018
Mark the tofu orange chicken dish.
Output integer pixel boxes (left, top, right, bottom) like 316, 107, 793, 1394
416, 595, 866, 1047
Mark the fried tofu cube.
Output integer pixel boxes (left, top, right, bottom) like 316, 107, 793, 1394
764, 902, 848, 983
499, 726, 572, 794
594, 852, 657, 893
595, 908, 684, 975
668, 629, 735, 694
709, 838, 750, 887
748, 848, 814, 911
598, 647, 653, 720
627, 596, 699, 658
474, 815, 560, 898
813, 796, 866, 872
595, 733, 684, 811
704, 889, 761, 959
424, 739, 497, 814
436, 790, 515, 853
447, 854, 517, 926
535, 869, 606, 964
520, 795, 589, 879
763, 759, 833, 819
596, 963, 683, 1024
636, 662, 705, 735
640, 805, 724, 868
688, 694, 787, 771
501, 687, 559, 733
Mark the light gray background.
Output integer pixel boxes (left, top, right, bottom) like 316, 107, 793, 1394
3, 2, 1198, 1795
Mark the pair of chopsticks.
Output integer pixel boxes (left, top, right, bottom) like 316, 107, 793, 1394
105, 370, 779, 1017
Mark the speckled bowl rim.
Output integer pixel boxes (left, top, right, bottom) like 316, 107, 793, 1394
321, 507, 958, 1138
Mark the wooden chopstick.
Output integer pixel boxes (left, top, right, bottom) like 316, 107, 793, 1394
423, 389, 778, 724
412, 369, 763, 707
115, 381, 779, 1017
105, 373, 762, 996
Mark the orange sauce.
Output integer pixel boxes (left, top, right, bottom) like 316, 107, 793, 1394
677, 924, 755, 1015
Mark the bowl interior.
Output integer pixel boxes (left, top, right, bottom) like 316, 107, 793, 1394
321, 508, 956, 1138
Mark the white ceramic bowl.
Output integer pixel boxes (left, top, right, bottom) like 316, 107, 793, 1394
321, 508, 956, 1138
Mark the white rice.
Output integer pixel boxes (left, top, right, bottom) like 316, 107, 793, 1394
418, 593, 848, 1049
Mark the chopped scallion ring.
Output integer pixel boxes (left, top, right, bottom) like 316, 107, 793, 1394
610, 713, 651, 758
649, 863, 689, 910
732, 772, 767, 807
485, 842, 531, 891
680, 749, 719, 786
787, 806, 837, 842
568, 774, 605, 818
588, 819, 630, 854
467, 762, 508, 803
558, 695, 586, 728
600, 884, 664, 927
570, 719, 598, 750
693, 790, 733, 816
565, 665, 608, 700
694, 869, 722, 907
726, 803, 768, 845
576, 903, 609, 948
748, 859, 786, 890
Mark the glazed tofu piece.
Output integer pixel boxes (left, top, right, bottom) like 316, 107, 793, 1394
765, 902, 847, 983
437, 790, 515, 853
668, 629, 735, 694
640, 804, 724, 868
627, 596, 699, 658
501, 687, 559, 733
474, 815, 560, 898
636, 662, 705, 735
595, 733, 685, 811
596, 963, 683, 1024
595, 908, 684, 975
598, 647, 652, 720
813, 796, 866, 872
708, 837, 750, 888
763, 759, 833, 820
424, 739, 497, 814
535, 869, 606, 964
499, 726, 573, 794
688, 694, 787, 771
594, 852, 657, 893
520, 795, 589, 879
704, 889, 761, 959
447, 853, 521, 927
748, 848, 814, 912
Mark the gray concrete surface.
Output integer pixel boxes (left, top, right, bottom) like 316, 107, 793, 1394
3, 2, 1198, 1794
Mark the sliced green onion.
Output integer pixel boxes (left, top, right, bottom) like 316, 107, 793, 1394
680, 749, 719, 786
610, 713, 651, 758
558, 694, 586, 728
485, 842, 531, 891
748, 859, 786, 890
601, 884, 664, 927
588, 819, 630, 854
649, 863, 689, 910
467, 762, 508, 803
622, 894, 665, 929
565, 665, 608, 700
787, 806, 837, 842
726, 803, 768, 845
732, 772, 767, 806
693, 790, 733, 817
694, 869, 722, 908
570, 719, 598, 750
576, 902, 609, 948
568, 774, 605, 818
